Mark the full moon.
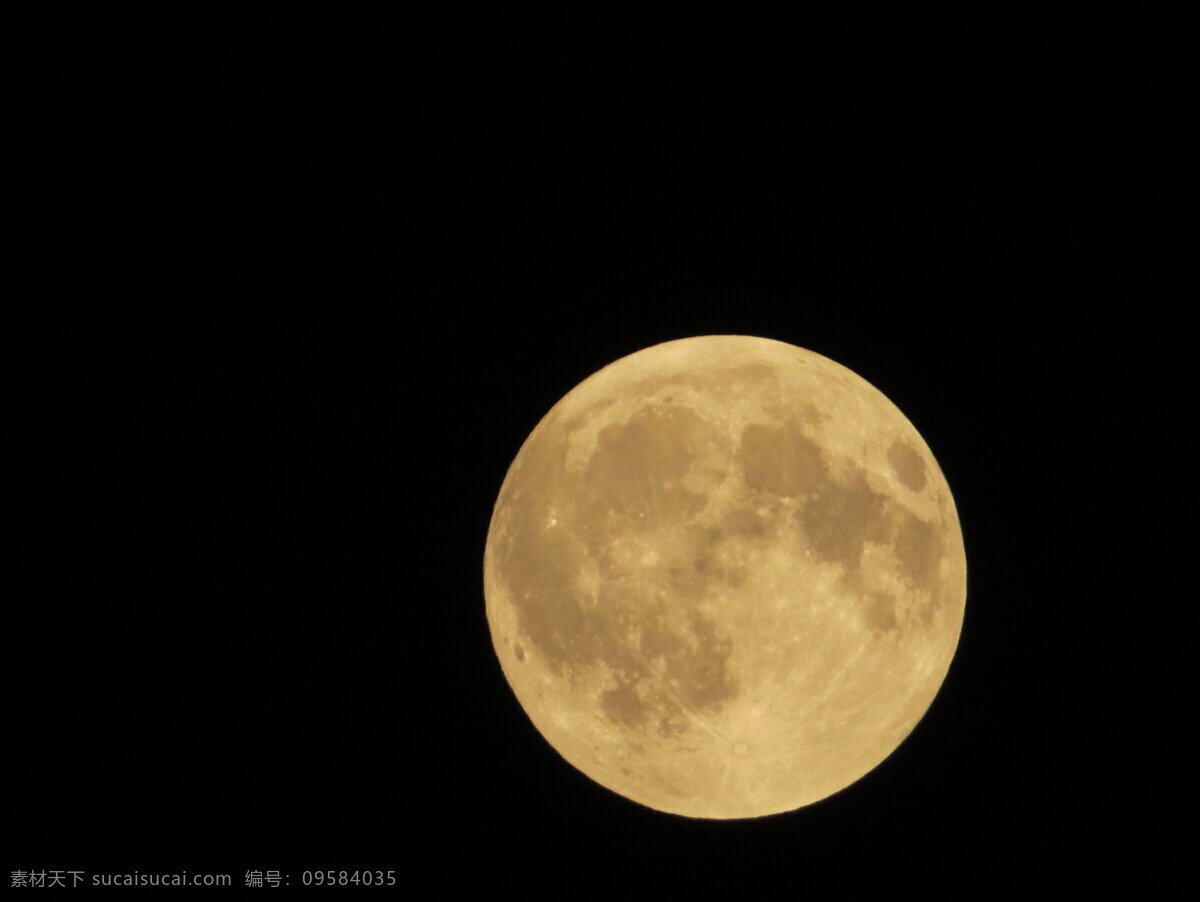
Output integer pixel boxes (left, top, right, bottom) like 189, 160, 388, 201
483, 335, 966, 819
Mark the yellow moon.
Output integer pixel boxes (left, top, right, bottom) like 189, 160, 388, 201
483, 335, 966, 819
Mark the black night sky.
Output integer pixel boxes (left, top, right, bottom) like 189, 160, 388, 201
13, 7, 1169, 894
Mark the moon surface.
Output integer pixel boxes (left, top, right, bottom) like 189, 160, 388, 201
483, 335, 966, 819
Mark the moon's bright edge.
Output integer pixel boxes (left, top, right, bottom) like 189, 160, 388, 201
483, 335, 966, 819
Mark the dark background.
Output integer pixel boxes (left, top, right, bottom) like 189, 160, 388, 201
13, 7, 1168, 894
